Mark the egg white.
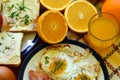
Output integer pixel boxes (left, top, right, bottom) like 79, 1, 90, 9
40, 47, 99, 80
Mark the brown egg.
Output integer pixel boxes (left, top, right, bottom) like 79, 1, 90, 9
0, 66, 16, 80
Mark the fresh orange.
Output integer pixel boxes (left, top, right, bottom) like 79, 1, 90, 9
37, 10, 68, 44
65, 0, 97, 33
40, 0, 72, 11
102, 0, 120, 23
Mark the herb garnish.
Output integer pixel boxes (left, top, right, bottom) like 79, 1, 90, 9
9, 11, 17, 18
74, 73, 90, 80
7, 33, 15, 39
52, 59, 66, 74
20, 14, 30, 25
81, 71, 90, 80
0, 46, 10, 54
11, 37, 15, 39
1, 36, 4, 40
8, 4, 14, 11
0, 43, 2, 45
5, 46, 10, 50
7, 33, 12, 37
19, 4, 25, 11
45, 56, 49, 64
18, 0, 31, 11
8, 0, 32, 25
24, 14, 29, 25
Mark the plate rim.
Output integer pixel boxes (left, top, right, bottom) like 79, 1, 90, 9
18, 39, 110, 80
21, 33, 40, 56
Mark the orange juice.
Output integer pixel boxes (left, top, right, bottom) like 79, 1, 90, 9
88, 13, 119, 53
90, 17, 118, 40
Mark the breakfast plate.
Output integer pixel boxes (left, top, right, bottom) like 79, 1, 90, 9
21, 32, 40, 56
18, 40, 109, 80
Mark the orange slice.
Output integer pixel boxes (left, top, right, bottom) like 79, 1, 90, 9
40, 0, 72, 11
37, 10, 68, 44
65, 0, 98, 33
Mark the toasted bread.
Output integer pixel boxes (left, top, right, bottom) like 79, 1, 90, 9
0, 32, 23, 65
1, 0, 40, 32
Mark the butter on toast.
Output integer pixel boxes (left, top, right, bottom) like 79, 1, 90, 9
0, 32, 23, 65
2, 0, 40, 32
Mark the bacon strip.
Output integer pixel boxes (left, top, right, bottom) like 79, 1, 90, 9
29, 69, 49, 80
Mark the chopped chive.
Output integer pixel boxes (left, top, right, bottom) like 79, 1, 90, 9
24, 15, 29, 25
45, 56, 49, 64
5, 46, 10, 50
9, 11, 17, 18
19, 4, 25, 11
7, 33, 12, 37
1, 36, 4, 40
8, 4, 14, 11
11, 37, 15, 39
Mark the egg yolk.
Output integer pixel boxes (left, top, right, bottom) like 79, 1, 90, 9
74, 74, 81, 80
74, 74, 90, 80
49, 59, 66, 75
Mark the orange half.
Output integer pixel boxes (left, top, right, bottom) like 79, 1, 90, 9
65, 0, 97, 33
37, 10, 68, 44
40, 0, 72, 11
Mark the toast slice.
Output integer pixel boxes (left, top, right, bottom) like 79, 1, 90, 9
1, 0, 40, 32
0, 32, 23, 65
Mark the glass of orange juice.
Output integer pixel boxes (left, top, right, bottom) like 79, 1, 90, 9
88, 12, 119, 53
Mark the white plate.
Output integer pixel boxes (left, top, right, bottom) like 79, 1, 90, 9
18, 40, 109, 80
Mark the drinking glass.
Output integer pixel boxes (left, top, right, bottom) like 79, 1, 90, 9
88, 12, 119, 53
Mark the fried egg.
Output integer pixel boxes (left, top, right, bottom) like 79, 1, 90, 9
40, 45, 100, 80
